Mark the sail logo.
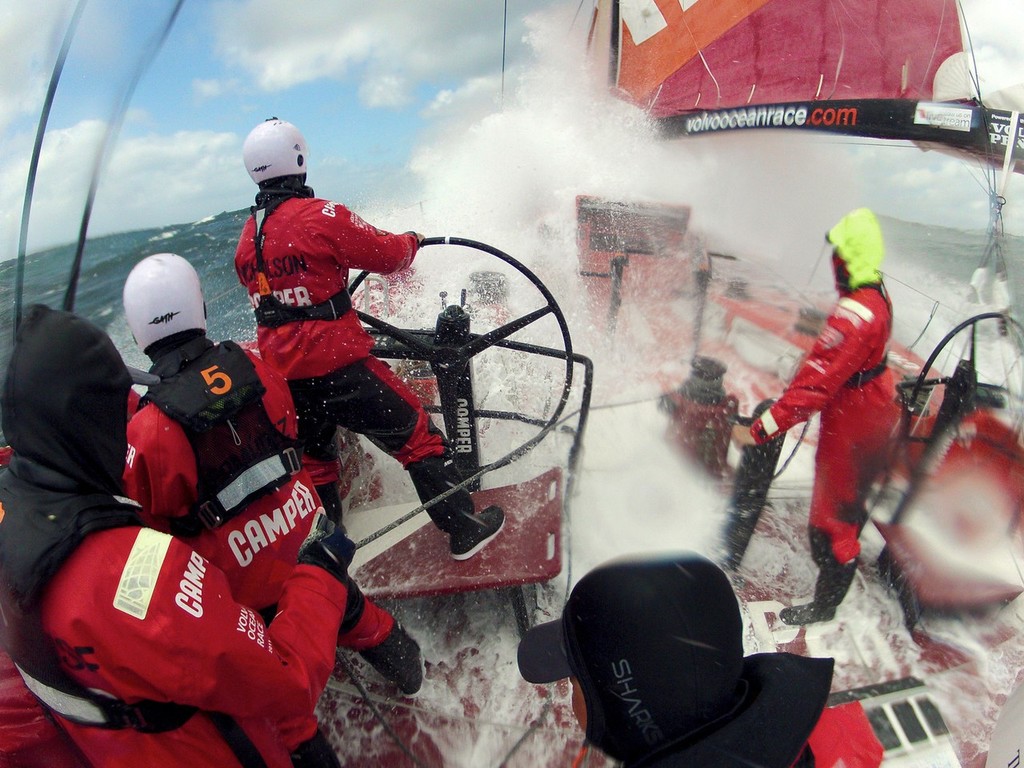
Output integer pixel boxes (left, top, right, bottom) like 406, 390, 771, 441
684, 102, 861, 135
914, 103, 973, 133
685, 104, 809, 133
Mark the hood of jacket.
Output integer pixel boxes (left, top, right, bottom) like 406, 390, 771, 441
629, 653, 834, 768
2, 305, 132, 496
827, 208, 885, 290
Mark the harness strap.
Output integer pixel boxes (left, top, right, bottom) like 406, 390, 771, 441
251, 203, 352, 328
254, 289, 352, 328
208, 712, 271, 768
20, 665, 269, 767
196, 445, 302, 529
845, 354, 889, 388
16, 662, 196, 733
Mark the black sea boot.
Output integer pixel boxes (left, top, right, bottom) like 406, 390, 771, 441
338, 579, 423, 695
780, 529, 857, 625
358, 622, 424, 696
407, 455, 505, 560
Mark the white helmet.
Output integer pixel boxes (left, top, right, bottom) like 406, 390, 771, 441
123, 253, 206, 353
242, 117, 308, 185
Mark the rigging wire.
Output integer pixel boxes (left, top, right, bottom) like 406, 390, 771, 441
500, 0, 508, 106
14, 0, 89, 336
63, 0, 187, 312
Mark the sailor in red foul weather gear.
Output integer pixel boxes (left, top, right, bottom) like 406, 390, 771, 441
121, 253, 422, 695
733, 208, 901, 625
234, 117, 504, 560
0, 305, 352, 768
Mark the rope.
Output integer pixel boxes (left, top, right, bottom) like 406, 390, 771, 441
497, 698, 554, 767
332, 652, 433, 768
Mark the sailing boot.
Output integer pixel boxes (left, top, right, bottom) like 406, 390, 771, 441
407, 455, 505, 560
780, 530, 858, 625
338, 580, 423, 695
314, 481, 345, 532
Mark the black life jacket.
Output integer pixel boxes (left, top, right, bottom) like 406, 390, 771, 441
144, 337, 301, 535
0, 468, 196, 733
249, 188, 352, 328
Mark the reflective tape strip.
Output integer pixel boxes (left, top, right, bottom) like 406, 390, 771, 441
114, 528, 172, 620
16, 664, 110, 726
761, 409, 780, 437
838, 297, 875, 323
215, 454, 289, 513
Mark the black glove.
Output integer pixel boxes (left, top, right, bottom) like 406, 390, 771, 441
296, 513, 355, 583
404, 230, 425, 246
290, 728, 341, 767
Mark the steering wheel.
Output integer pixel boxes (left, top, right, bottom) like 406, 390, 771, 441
348, 236, 577, 435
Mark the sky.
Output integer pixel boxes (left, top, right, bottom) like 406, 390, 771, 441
2, 0, 1024, 258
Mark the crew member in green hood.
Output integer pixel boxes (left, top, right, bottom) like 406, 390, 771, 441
732, 208, 901, 625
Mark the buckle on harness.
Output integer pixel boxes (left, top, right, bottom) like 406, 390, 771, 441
846, 354, 888, 388
109, 702, 150, 731
197, 500, 226, 530
282, 445, 301, 475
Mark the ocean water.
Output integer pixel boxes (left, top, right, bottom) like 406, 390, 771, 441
2, 209, 1021, 354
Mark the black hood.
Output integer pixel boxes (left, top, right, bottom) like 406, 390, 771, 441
629, 654, 834, 768
2, 305, 131, 496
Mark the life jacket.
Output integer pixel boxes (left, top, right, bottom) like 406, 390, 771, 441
249, 189, 352, 328
0, 476, 195, 733
144, 337, 301, 534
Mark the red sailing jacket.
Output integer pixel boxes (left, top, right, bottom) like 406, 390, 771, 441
42, 526, 346, 768
233, 197, 419, 381
749, 285, 899, 560
124, 349, 317, 610
752, 286, 894, 443
804, 701, 884, 767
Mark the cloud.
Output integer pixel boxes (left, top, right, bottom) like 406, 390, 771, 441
192, 77, 242, 102
0, 1, 78, 139
209, 0, 553, 104
4, 0, 1024, 257
959, 0, 1024, 95
0, 118, 251, 254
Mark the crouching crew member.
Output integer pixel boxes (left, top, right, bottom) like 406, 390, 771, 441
122, 253, 422, 695
0, 305, 353, 767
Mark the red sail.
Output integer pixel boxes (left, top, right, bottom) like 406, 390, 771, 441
592, 0, 965, 117
588, 0, 1024, 172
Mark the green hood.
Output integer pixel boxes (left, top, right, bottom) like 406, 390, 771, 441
828, 208, 885, 289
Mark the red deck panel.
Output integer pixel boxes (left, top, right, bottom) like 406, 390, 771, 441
350, 467, 563, 600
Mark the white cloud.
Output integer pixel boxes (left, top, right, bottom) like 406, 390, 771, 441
209, 0, 553, 101
0, 1, 78, 139
192, 77, 239, 101
359, 73, 412, 109
959, 0, 1024, 96
0, 119, 251, 254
